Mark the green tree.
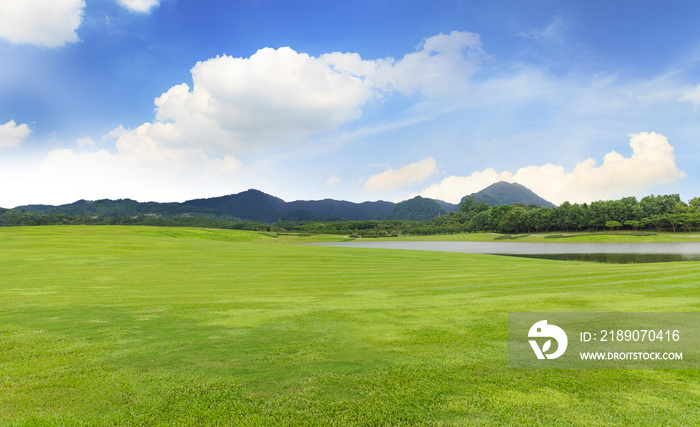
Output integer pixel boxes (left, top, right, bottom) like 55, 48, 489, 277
566, 204, 585, 231
640, 195, 662, 218
623, 220, 643, 231
605, 220, 622, 231
586, 201, 608, 231
460, 195, 475, 213
468, 210, 495, 232
664, 213, 685, 233
682, 213, 700, 232
498, 206, 526, 233
630, 204, 645, 221
534, 207, 552, 232
521, 208, 538, 232
689, 197, 700, 212
554, 201, 571, 231
648, 214, 665, 232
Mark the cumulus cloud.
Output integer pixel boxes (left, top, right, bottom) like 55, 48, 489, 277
364, 157, 438, 192
0, 122, 245, 206
114, 48, 372, 156
0, 139, 244, 207
118, 0, 160, 13
76, 136, 95, 147
107, 125, 242, 176
113, 31, 484, 158
399, 31, 484, 96
325, 30, 484, 97
0, 120, 31, 148
0, 31, 484, 206
0, 0, 84, 47
416, 132, 685, 204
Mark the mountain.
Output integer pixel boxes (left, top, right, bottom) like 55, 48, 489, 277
185, 189, 287, 222
13, 184, 554, 223
16, 198, 220, 218
13, 189, 438, 222
434, 199, 460, 213
184, 191, 395, 221
285, 199, 395, 221
388, 196, 446, 221
464, 182, 555, 208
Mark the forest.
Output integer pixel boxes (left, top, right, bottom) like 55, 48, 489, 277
1, 193, 699, 237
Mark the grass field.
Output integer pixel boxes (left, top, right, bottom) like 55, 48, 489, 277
1, 226, 699, 425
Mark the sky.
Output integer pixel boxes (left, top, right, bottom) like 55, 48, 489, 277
1, 0, 699, 208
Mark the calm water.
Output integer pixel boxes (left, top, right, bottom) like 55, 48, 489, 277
313, 241, 700, 263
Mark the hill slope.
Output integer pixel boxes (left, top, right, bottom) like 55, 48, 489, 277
284, 199, 395, 221
16, 198, 219, 217
184, 190, 287, 222
464, 181, 555, 207
388, 196, 446, 221
14, 190, 431, 222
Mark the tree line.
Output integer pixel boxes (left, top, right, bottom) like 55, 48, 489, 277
455, 193, 699, 234
279, 193, 700, 236
0, 209, 279, 232
2, 193, 699, 237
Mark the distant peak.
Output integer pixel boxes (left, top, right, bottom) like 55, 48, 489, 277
465, 181, 555, 207
484, 181, 523, 189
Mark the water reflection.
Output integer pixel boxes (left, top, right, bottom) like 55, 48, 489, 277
312, 241, 700, 263
503, 253, 700, 264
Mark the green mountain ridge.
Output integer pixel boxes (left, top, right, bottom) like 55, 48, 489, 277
12, 182, 553, 222
463, 181, 555, 208
388, 196, 447, 221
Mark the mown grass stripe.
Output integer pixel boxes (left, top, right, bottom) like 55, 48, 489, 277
0, 226, 698, 425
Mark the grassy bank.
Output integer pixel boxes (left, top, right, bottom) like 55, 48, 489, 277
1, 226, 699, 425
372, 231, 700, 243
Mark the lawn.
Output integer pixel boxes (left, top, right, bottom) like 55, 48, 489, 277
1, 226, 699, 425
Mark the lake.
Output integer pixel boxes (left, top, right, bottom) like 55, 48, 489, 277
313, 241, 700, 263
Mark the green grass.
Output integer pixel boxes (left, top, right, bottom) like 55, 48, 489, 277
1, 226, 699, 425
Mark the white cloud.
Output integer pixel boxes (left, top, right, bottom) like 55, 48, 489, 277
681, 83, 700, 107
416, 132, 685, 204
107, 125, 242, 176
76, 136, 95, 147
402, 31, 484, 96
326, 30, 484, 97
3, 30, 484, 206
0, 121, 247, 207
326, 175, 341, 188
0, 0, 84, 47
115, 48, 373, 156
92, 32, 481, 207
0, 141, 243, 207
0, 120, 31, 148
518, 15, 567, 42
364, 157, 438, 192
118, 0, 160, 13
114, 31, 484, 158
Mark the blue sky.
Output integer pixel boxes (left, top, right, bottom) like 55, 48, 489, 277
1, 0, 699, 207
